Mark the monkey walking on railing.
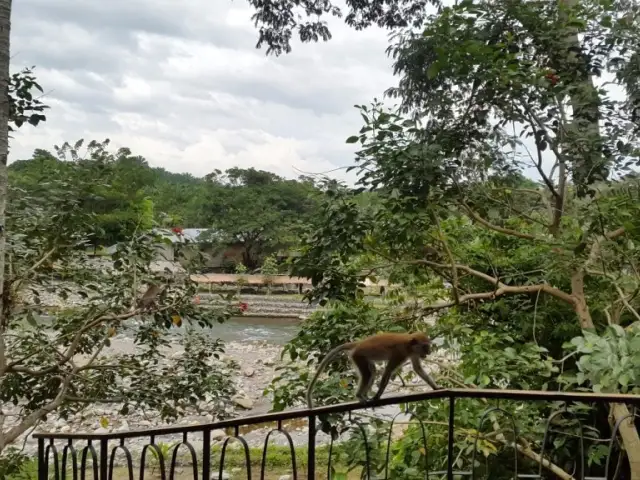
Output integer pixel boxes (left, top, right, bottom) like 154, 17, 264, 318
306, 332, 442, 409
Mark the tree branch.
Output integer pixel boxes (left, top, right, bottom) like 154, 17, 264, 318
434, 213, 460, 305
585, 227, 626, 270
587, 269, 640, 323
0, 372, 73, 449
459, 201, 538, 240
6, 300, 181, 375
421, 283, 575, 312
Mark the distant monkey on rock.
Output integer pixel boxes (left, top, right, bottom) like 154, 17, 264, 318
306, 332, 441, 408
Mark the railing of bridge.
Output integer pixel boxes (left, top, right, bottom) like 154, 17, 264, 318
33, 388, 640, 480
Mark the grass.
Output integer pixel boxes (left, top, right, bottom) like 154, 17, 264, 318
8, 444, 365, 480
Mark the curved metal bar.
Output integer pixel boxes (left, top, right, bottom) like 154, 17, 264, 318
80, 442, 99, 480
169, 433, 198, 480
260, 426, 298, 480
61, 441, 78, 480
218, 434, 252, 480
470, 407, 518, 480
537, 407, 585, 480
108, 440, 134, 480
383, 412, 430, 480
45, 441, 61, 480
603, 410, 640, 476
139, 443, 167, 480
347, 417, 372, 480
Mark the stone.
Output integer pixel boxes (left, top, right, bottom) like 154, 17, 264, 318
243, 368, 255, 377
278, 476, 292, 480
232, 395, 254, 410
211, 429, 227, 440
94, 427, 109, 434
262, 358, 274, 366
211, 472, 230, 480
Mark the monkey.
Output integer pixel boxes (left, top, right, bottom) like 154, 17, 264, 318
136, 284, 164, 310
306, 332, 441, 409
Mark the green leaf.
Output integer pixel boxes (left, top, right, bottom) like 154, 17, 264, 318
426, 62, 440, 79
346, 136, 359, 144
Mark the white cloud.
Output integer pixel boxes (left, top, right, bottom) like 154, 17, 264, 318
8, 0, 395, 185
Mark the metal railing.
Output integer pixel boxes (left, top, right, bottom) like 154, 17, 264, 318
34, 388, 640, 480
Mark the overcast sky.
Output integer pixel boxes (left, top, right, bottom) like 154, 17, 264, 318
9, 0, 400, 183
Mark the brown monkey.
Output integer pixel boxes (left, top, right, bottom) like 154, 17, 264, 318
306, 332, 441, 408
136, 284, 164, 310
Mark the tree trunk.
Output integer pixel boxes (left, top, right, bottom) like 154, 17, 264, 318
0, 0, 12, 453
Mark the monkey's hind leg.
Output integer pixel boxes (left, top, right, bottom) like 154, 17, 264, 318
351, 353, 376, 403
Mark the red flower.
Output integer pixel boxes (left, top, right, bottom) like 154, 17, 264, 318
545, 72, 559, 85
171, 227, 183, 235
238, 302, 248, 312
193, 295, 201, 304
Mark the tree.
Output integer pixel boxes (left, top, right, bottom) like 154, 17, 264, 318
0, 143, 241, 460
200, 167, 321, 269
249, 0, 640, 476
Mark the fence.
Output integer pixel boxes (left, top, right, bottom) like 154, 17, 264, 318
34, 388, 640, 480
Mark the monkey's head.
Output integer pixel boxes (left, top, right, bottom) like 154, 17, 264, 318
410, 332, 432, 357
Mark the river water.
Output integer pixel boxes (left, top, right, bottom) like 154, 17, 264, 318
206, 316, 300, 344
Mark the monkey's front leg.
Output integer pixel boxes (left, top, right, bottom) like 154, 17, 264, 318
411, 357, 442, 390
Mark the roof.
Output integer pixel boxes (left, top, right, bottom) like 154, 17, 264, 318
150, 227, 219, 244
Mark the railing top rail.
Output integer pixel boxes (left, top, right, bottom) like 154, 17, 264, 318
32, 388, 640, 440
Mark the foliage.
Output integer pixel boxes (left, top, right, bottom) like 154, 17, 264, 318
8, 67, 49, 135
10, 140, 156, 245
246, 0, 439, 55
563, 322, 640, 394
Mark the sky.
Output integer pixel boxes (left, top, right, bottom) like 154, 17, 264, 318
9, 0, 400, 183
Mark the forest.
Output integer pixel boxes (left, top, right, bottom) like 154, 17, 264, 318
1, 0, 640, 478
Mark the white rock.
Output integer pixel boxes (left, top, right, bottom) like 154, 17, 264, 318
278, 476, 292, 480
211, 429, 227, 441
232, 395, 254, 410
211, 472, 229, 480
94, 427, 109, 434
243, 368, 255, 377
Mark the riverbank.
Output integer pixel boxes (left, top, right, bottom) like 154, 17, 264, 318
9, 330, 440, 460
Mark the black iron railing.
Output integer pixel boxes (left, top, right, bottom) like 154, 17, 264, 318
33, 388, 640, 480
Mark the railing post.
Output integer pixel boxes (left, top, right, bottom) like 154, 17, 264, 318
99, 438, 108, 480
37, 438, 47, 480
202, 427, 211, 480
307, 414, 316, 480
447, 394, 455, 480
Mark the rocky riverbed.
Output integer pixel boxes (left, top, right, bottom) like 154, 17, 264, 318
6, 330, 442, 464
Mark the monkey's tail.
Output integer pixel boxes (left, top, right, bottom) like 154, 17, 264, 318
306, 342, 355, 409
